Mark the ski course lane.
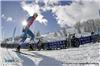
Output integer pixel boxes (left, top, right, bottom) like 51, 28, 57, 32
13, 50, 37, 66
0, 48, 22, 66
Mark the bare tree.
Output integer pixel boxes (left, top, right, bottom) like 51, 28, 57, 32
54, 32, 58, 37
74, 22, 81, 33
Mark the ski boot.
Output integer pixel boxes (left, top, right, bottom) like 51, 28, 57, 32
28, 44, 34, 51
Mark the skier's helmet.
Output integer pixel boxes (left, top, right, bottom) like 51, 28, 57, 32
33, 13, 38, 17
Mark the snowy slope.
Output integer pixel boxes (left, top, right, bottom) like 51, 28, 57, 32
0, 42, 100, 66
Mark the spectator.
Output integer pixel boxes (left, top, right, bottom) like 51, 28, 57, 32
71, 34, 80, 47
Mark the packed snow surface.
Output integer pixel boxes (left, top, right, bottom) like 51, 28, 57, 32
0, 42, 100, 66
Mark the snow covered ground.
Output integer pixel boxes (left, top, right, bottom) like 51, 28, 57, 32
0, 42, 100, 66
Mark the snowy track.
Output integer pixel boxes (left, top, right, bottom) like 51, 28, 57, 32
0, 42, 100, 66
0, 48, 22, 66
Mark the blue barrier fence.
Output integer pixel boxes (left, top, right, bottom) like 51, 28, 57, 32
19, 34, 97, 48
20, 34, 98, 49
1, 34, 100, 49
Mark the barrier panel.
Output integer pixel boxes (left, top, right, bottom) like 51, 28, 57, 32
1, 34, 100, 50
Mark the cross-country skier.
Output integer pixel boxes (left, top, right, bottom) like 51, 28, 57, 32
16, 13, 38, 52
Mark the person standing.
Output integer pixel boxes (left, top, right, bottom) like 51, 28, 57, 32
16, 13, 38, 52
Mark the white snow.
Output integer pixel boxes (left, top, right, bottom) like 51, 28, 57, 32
0, 42, 100, 66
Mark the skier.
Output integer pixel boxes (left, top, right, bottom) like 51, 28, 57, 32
16, 13, 38, 52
